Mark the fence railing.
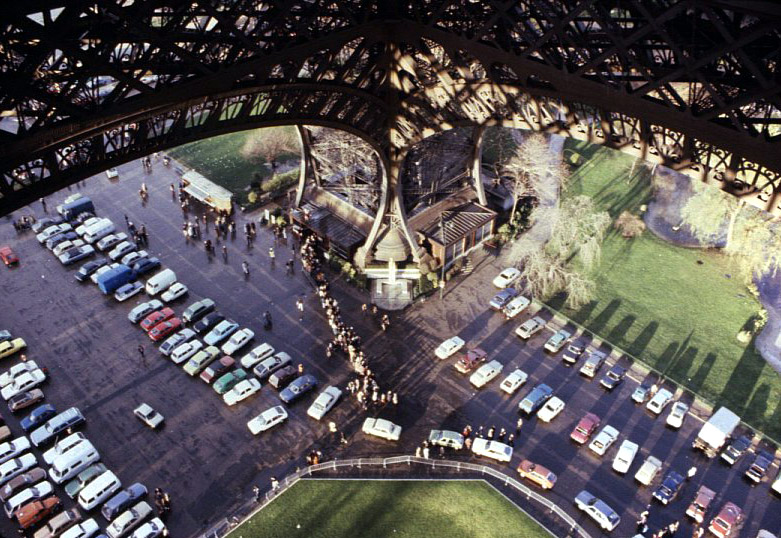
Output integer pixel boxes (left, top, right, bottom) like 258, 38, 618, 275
201, 456, 593, 538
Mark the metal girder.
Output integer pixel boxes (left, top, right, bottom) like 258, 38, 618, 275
0, 0, 779, 223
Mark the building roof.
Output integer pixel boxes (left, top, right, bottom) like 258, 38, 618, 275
292, 201, 366, 249
420, 202, 495, 245
182, 170, 233, 211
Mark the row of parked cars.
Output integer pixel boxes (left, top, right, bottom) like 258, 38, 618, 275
0, 335, 166, 538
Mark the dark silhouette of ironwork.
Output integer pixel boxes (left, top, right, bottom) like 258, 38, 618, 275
1, 1, 780, 259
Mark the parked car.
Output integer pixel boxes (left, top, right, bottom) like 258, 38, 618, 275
148, 319, 181, 342
131, 257, 161, 277
647, 388, 674, 415
33, 507, 82, 538
599, 365, 626, 391
253, 352, 292, 381
612, 440, 639, 474
454, 348, 487, 374
362, 418, 401, 441
570, 412, 600, 444
170, 340, 203, 365
106, 168, 119, 179
8, 390, 44, 414
158, 329, 196, 356
427, 430, 464, 450
631, 384, 652, 404
161, 282, 188, 303
471, 438, 513, 462
114, 282, 143, 302
519, 383, 554, 415
31, 408, 85, 447
5, 481, 54, 517
127, 300, 163, 324
307, 386, 343, 420
106, 501, 152, 538
0, 454, 38, 486
503, 295, 531, 319
182, 346, 220, 375
434, 336, 465, 360
239, 343, 275, 370
200, 356, 235, 384
53, 240, 85, 257
140, 308, 174, 332
213, 368, 249, 394
247, 406, 288, 435
517, 460, 556, 490
1, 369, 46, 401
0, 331, 11, 344
0, 247, 19, 267
0, 361, 42, 388
37, 224, 72, 244
721, 435, 752, 466
574, 490, 621, 532
46, 232, 77, 251
537, 396, 565, 423
221, 328, 254, 356
61, 518, 99, 538
224, 379, 262, 406
101, 483, 148, 522
635, 455, 663, 486
708, 502, 743, 538
745, 450, 774, 483
182, 298, 216, 324
499, 369, 528, 395
589, 425, 620, 456
21, 404, 57, 432
0, 338, 27, 360
133, 404, 163, 429
562, 340, 586, 364
579, 350, 607, 378
0, 468, 46, 503
653, 470, 685, 504
489, 288, 519, 310
469, 360, 503, 389
43, 433, 87, 465
492, 267, 521, 288
279, 374, 317, 404
192, 312, 225, 335
544, 330, 571, 353
14, 495, 61, 529
666, 401, 689, 429
59, 245, 96, 266
121, 250, 147, 268
0, 437, 32, 466
204, 320, 239, 346
108, 242, 136, 262
515, 316, 546, 339
96, 233, 128, 252
90, 264, 115, 284
64, 464, 107, 499
131, 518, 165, 538
686, 485, 716, 524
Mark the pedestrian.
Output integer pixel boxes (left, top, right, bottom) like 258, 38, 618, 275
138, 344, 145, 357
253, 485, 260, 502
415, 446, 421, 458
270, 477, 279, 491
297, 363, 304, 374
170, 184, 175, 198
296, 298, 304, 320
361, 303, 368, 315
422, 446, 429, 459
371, 305, 378, 316
516, 417, 523, 433
269, 247, 275, 265
40, 198, 47, 212
687, 466, 697, 480
242, 261, 250, 276
222, 245, 228, 261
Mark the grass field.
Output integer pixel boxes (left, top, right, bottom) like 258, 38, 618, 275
232, 480, 551, 538
550, 140, 781, 439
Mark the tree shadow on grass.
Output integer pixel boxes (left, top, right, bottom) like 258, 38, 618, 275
742, 383, 771, 436
606, 314, 636, 345
688, 352, 717, 394
666, 345, 699, 386
587, 299, 621, 335
629, 321, 658, 358
719, 345, 767, 419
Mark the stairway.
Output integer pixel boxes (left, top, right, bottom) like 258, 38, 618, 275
462, 256, 474, 275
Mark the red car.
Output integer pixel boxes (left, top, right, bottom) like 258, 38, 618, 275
149, 318, 182, 342
141, 308, 175, 332
708, 502, 743, 538
0, 246, 19, 267
570, 412, 600, 444
454, 348, 487, 374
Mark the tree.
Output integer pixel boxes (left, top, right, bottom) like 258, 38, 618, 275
500, 133, 570, 223
614, 211, 646, 238
241, 127, 298, 187
680, 182, 742, 247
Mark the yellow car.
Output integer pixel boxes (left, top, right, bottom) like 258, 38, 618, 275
0, 338, 26, 359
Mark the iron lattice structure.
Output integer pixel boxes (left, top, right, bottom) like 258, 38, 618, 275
1, 0, 781, 261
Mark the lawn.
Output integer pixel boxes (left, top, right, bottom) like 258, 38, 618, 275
231, 480, 551, 538
549, 140, 781, 439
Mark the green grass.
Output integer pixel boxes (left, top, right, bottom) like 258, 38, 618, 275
167, 127, 299, 199
232, 480, 551, 538
550, 140, 781, 439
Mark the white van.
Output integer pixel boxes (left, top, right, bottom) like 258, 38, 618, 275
78, 470, 121, 510
49, 443, 100, 484
503, 295, 531, 319
83, 219, 115, 244
145, 269, 176, 296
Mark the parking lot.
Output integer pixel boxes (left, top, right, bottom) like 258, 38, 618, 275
0, 156, 780, 537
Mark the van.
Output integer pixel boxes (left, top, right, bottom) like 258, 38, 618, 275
503, 295, 530, 319
82, 220, 115, 244
49, 444, 100, 484
77, 470, 121, 511
145, 269, 176, 296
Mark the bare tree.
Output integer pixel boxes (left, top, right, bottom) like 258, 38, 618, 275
546, 196, 611, 272
500, 133, 569, 223
241, 127, 298, 187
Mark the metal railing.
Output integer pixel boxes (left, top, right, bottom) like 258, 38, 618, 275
201, 456, 593, 538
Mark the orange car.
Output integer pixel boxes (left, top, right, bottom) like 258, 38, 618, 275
15, 495, 61, 529
517, 459, 557, 489
0, 246, 19, 267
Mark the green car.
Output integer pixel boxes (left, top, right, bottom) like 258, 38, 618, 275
64, 462, 107, 498
182, 345, 220, 376
213, 368, 249, 395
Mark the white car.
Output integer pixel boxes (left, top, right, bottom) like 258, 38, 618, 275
221, 328, 254, 356
1, 370, 46, 400
170, 340, 203, 364
0, 437, 32, 465
635, 455, 663, 486
515, 316, 547, 339
471, 438, 513, 462
106, 501, 153, 538
544, 330, 571, 353
42, 433, 87, 465
428, 430, 465, 450
62, 519, 100, 538
240, 343, 275, 369
0, 361, 40, 388
435, 336, 465, 360
75, 218, 100, 236
537, 396, 565, 422
223, 379, 261, 406
36, 224, 72, 243
91, 263, 118, 284
114, 282, 143, 302
0, 454, 37, 485
247, 406, 288, 435
588, 425, 619, 456
612, 440, 639, 474
666, 401, 689, 429
133, 403, 164, 429
121, 250, 148, 267
499, 369, 528, 395
574, 490, 621, 532
647, 388, 674, 415
493, 267, 521, 288
109, 241, 136, 262
127, 300, 163, 324
159, 328, 196, 356
106, 168, 119, 179
96, 233, 128, 252
204, 320, 239, 346
161, 282, 188, 303
53, 240, 85, 257
362, 418, 401, 441
6, 480, 54, 517
130, 518, 165, 538
469, 360, 503, 389
307, 386, 343, 420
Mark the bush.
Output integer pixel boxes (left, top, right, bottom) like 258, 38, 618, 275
264, 169, 299, 195
247, 191, 258, 204
614, 211, 646, 238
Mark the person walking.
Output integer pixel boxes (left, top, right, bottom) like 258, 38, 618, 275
138, 344, 145, 357
269, 247, 276, 266
242, 261, 250, 276
252, 485, 260, 502
222, 245, 228, 261
40, 198, 47, 212
296, 297, 304, 321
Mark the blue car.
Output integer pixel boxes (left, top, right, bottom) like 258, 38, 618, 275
652, 470, 684, 505
279, 374, 318, 404
132, 257, 161, 277
20, 404, 57, 432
